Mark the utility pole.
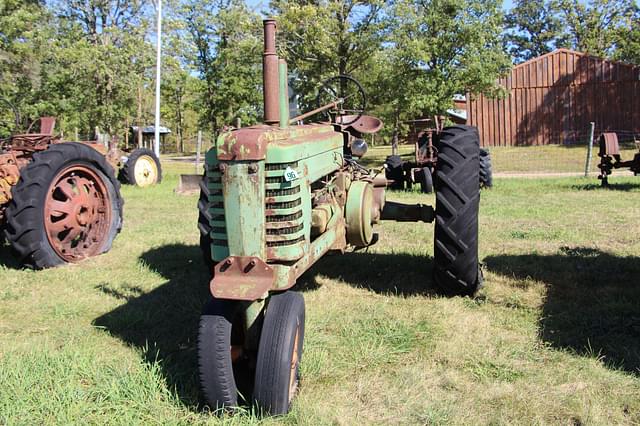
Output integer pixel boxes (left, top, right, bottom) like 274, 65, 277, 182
154, 0, 162, 157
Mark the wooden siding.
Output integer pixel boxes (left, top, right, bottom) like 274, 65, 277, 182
467, 49, 640, 146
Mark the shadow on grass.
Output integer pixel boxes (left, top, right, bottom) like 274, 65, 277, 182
299, 251, 438, 296
93, 244, 438, 407
570, 182, 640, 191
485, 246, 640, 375
93, 244, 211, 407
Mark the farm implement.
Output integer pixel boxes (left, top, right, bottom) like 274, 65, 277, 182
597, 132, 640, 185
196, 19, 484, 415
384, 117, 493, 193
0, 117, 160, 269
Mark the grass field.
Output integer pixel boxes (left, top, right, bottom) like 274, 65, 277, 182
1, 161, 640, 424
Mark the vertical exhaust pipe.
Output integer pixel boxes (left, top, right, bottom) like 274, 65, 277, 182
263, 19, 279, 125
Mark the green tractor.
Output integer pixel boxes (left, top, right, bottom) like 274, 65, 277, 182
197, 19, 483, 415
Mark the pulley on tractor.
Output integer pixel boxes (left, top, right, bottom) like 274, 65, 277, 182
196, 19, 484, 415
0, 117, 161, 269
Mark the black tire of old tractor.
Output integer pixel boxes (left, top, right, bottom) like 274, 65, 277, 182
3, 142, 123, 269
253, 291, 305, 416
479, 148, 493, 188
433, 125, 482, 296
198, 299, 242, 412
121, 148, 162, 186
420, 167, 434, 194
384, 155, 405, 190
198, 174, 214, 273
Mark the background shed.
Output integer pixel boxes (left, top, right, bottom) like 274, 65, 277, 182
466, 49, 640, 147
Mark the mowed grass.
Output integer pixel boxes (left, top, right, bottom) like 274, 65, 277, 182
1, 160, 640, 424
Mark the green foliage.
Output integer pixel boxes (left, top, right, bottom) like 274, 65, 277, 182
504, 0, 565, 63
177, 0, 262, 134
0, 0, 48, 135
557, 0, 639, 58
379, 0, 510, 132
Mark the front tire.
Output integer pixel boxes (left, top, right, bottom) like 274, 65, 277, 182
253, 291, 305, 415
121, 148, 162, 187
433, 126, 482, 296
198, 299, 251, 411
4, 142, 123, 269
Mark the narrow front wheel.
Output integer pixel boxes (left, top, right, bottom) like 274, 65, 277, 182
253, 291, 305, 415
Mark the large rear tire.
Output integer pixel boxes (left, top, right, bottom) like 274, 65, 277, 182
4, 142, 123, 269
253, 291, 305, 415
433, 126, 482, 296
197, 174, 214, 273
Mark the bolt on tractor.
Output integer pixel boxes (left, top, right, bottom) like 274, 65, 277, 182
597, 132, 640, 185
0, 117, 161, 269
384, 116, 493, 193
196, 19, 483, 415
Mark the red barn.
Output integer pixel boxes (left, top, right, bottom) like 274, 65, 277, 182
466, 49, 640, 147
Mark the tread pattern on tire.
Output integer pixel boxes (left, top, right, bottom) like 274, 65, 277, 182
433, 125, 481, 296
479, 148, 493, 188
197, 174, 214, 272
253, 291, 305, 415
3, 142, 123, 269
121, 148, 162, 186
198, 299, 239, 411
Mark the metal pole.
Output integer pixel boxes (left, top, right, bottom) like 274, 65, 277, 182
584, 121, 595, 177
153, 0, 162, 158
278, 59, 289, 128
196, 130, 202, 173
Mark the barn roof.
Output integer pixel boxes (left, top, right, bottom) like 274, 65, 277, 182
513, 48, 638, 72
502, 48, 639, 89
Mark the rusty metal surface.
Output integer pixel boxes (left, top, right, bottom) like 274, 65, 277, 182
218, 127, 271, 161
43, 164, 112, 261
211, 256, 275, 300
335, 115, 383, 134
598, 133, 620, 156
263, 19, 279, 125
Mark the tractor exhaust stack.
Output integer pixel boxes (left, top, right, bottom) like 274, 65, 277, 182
263, 19, 279, 125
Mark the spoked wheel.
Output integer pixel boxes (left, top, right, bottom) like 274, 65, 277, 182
253, 291, 305, 415
4, 142, 123, 269
315, 75, 366, 125
433, 126, 482, 296
121, 148, 162, 187
44, 165, 112, 261
198, 299, 255, 411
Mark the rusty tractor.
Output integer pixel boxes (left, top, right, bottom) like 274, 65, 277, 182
0, 117, 160, 268
384, 117, 493, 193
196, 19, 484, 415
597, 132, 640, 185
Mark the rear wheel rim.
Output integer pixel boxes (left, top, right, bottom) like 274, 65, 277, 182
44, 165, 111, 262
134, 155, 158, 187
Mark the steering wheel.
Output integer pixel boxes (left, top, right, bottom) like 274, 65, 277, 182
315, 75, 366, 126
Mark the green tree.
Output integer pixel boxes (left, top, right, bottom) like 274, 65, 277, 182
0, 0, 49, 135
557, 0, 638, 57
178, 0, 262, 134
271, 0, 386, 112
380, 0, 510, 136
46, 0, 154, 136
504, 0, 565, 63
614, 14, 640, 64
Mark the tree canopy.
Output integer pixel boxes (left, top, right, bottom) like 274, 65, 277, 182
0, 0, 638, 145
